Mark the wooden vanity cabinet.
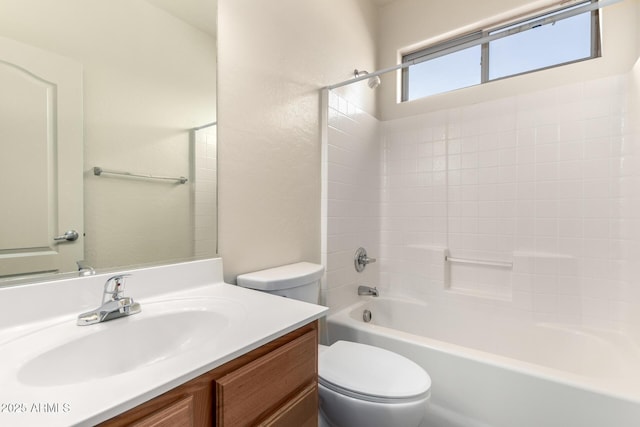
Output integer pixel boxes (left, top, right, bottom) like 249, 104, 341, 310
100, 321, 318, 427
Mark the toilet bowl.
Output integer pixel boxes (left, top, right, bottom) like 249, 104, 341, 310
237, 262, 431, 427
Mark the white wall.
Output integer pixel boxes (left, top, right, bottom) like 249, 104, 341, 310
0, 0, 217, 269
217, 0, 377, 282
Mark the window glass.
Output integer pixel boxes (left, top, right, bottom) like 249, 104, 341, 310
489, 9, 593, 80
401, 1, 599, 102
405, 46, 481, 100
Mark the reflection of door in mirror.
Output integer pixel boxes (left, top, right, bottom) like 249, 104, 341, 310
0, 36, 83, 279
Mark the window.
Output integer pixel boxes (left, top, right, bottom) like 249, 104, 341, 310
401, 1, 601, 101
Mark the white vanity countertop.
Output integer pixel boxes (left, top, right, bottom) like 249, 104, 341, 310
0, 258, 327, 427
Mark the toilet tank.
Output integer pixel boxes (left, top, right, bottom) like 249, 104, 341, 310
236, 262, 324, 304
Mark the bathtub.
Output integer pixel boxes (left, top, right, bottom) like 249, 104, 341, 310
326, 297, 640, 427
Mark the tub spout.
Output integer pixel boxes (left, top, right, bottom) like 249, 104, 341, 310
358, 285, 379, 297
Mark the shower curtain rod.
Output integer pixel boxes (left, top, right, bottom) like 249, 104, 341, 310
326, 0, 623, 90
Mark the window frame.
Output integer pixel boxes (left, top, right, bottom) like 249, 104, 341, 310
401, 0, 601, 102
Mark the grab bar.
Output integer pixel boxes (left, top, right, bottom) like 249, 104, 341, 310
93, 167, 188, 184
445, 256, 512, 269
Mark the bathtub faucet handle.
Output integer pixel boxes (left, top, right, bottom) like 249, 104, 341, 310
354, 247, 376, 272
358, 285, 379, 297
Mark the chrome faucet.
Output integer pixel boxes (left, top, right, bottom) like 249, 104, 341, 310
76, 260, 95, 277
358, 285, 379, 297
77, 274, 141, 326
354, 247, 376, 272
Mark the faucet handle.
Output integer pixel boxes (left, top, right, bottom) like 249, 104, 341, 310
103, 274, 132, 301
354, 247, 377, 272
76, 260, 95, 276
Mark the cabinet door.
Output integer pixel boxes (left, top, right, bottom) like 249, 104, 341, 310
216, 330, 317, 426
131, 396, 194, 427
258, 383, 317, 427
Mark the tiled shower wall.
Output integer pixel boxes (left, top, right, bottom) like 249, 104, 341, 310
194, 125, 218, 258
624, 61, 640, 342
322, 92, 381, 313
325, 69, 640, 334
382, 75, 633, 331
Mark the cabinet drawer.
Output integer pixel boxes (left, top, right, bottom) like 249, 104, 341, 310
216, 330, 317, 426
259, 383, 317, 427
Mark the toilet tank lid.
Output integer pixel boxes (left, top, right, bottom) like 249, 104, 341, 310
236, 262, 324, 291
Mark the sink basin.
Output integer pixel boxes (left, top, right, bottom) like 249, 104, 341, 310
16, 298, 241, 387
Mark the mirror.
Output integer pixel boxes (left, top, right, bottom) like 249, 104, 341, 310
0, 0, 217, 283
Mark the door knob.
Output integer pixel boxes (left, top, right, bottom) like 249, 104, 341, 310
54, 230, 79, 242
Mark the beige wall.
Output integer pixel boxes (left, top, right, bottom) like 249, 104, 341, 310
217, 0, 377, 282
637, 0, 640, 55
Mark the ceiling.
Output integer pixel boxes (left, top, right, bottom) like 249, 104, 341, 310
144, 0, 217, 38
368, 0, 397, 5
145, 0, 397, 37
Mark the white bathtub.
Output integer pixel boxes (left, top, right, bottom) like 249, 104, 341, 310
326, 297, 640, 427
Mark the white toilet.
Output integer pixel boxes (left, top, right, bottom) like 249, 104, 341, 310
237, 262, 431, 427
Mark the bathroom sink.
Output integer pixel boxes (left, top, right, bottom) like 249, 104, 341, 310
16, 298, 241, 387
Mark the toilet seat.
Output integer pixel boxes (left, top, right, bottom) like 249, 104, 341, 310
319, 341, 431, 404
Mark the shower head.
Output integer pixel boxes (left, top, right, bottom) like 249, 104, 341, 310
354, 69, 381, 90
368, 75, 381, 90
